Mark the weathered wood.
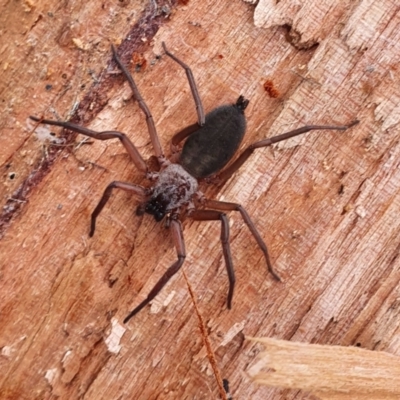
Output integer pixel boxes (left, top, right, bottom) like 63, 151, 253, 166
1, 0, 399, 399
246, 337, 400, 400
247, 336, 400, 399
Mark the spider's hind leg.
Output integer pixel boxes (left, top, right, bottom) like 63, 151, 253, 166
202, 199, 281, 282
190, 209, 236, 309
217, 120, 359, 182
162, 42, 205, 127
170, 123, 200, 154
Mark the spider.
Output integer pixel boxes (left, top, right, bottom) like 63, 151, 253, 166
30, 43, 358, 323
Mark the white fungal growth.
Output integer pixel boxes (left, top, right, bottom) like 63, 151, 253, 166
45, 368, 59, 386
105, 318, 126, 354
220, 321, 245, 346
1, 345, 12, 358
27, 118, 65, 145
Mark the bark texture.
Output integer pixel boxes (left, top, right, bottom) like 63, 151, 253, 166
1, 0, 399, 399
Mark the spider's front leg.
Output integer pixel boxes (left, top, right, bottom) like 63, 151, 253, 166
29, 116, 148, 174
29, 116, 150, 235
90, 181, 148, 237
124, 217, 186, 323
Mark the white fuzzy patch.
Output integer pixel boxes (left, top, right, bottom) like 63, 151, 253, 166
105, 318, 126, 354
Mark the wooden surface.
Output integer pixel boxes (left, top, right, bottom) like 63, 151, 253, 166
1, 0, 400, 399
247, 337, 400, 399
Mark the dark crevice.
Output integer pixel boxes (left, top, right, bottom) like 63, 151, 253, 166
282, 24, 319, 50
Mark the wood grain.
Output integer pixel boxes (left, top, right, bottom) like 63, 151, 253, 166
247, 336, 400, 400
1, 0, 399, 399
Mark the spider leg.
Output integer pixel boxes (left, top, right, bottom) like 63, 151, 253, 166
217, 120, 359, 182
170, 123, 199, 153
29, 116, 147, 174
162, 42, 205, 127
203, 199, 281, 282
124, 218, 186, 323
90, 181, 147, 237
190, 209, 235, 309
111, 45, 164, 161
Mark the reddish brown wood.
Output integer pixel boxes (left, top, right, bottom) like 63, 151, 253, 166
1, 0, 399, 399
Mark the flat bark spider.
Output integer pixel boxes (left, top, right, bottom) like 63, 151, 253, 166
30, 43, 358, 323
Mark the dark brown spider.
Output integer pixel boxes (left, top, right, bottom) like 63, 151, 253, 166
30, 43, 358, 323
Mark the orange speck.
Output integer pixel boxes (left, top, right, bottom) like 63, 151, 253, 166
263, 79, 279, 98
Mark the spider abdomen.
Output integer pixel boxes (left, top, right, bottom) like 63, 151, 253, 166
179, 96, 249, 178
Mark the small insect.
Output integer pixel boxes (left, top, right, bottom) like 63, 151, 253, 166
30, 43, 358, 323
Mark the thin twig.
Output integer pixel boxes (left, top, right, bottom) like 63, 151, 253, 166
182, 269, 227, 400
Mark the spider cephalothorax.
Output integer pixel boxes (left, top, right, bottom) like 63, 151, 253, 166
144, 164, 198, 221
30, 42, 358, 323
